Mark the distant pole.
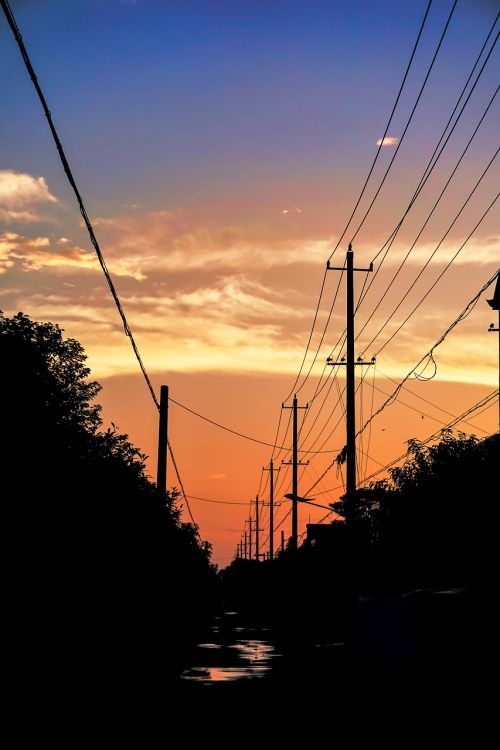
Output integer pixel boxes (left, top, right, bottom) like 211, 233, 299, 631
327, 246, 374, 502
282, 396, 308, 550
281, 530, 285, 552
156, 385, 169, 495
248, 517, 253, 561
269, 463, 274, 559
263, 461, 280, 559
244, 532, 248, 560
255, 496, 260, 561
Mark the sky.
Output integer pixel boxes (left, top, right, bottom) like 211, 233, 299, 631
0, 0, 498, 566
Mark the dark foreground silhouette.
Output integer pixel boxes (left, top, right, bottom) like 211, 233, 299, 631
1, 312, 216, 738
2, 311, 497, 744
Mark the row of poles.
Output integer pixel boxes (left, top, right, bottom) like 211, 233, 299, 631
155, 248, 499, 563
235, 244, 374, 559
235, 494, 287, 561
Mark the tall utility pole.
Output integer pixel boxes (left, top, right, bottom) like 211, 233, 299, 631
156, 385, 169, 495
487, 273, 499, 430
282, 396, 308, 550
327, 245, 373, 501
281, 530, 285, 552
263, 461, 281, 559
255, 496, 260, 561
244, 531, 248, 560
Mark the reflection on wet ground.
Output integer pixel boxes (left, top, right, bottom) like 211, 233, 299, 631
181, 611, 280, 684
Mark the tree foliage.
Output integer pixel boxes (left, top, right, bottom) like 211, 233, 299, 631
331, 429, 498, 589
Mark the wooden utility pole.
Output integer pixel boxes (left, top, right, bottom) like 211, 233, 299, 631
282, 396, 308, 550
487, 273, 499, 430
255, 496, 260, 561
263, 461, 281, 559
247, 517, 253, 561
327, 245, 373, 501
156, 385, 169, 495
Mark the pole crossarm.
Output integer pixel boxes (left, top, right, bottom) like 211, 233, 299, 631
327, 356, 376, 366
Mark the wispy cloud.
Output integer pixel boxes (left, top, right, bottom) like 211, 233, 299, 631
376, 136, 399, 147
0, 231, 146, 279
0, 169, 57, 223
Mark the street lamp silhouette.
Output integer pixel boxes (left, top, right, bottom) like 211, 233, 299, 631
284, 493, 315, 505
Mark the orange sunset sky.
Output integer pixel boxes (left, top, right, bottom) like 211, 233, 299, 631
0, 0, 498, 566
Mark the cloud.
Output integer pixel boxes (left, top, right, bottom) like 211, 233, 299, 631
376, 136, 399, 147
0, 231, 147, 279
88, 209, 332, 278
209, 473, 227, 480
0, 169, 57, 223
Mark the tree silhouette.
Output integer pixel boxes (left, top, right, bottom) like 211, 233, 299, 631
1, 312, 216, 720
332, 429, 498, 589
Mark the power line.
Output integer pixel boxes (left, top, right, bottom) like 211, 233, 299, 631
357, 83, 499, 349
281, 0, 434, 403
168, 440, 196, 524
348, 0, 459, 245
169, 395, 340, 454
378, 368, 489, 432
301, 17, 499, 426
304, 273, 500, 497
311, 389, 499, 498
372, 189, 499, 358
188, 495, 250, 506
357, 390, 499, 487
357, 270, 499, 438
369, 16, 499, 271
328, 0, 435, 259
0, 0, 160, 409
365, 371, 488, 432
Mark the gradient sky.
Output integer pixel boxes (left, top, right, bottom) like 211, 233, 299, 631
1, 0, 498, 566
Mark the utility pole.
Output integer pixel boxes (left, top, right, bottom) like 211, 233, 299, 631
244, 531, 248, 560
247, 517, 253, 562
281, 530, 285, 552
282, 396, 308, 551
487, 273, 499, 430
263, 461, 281, 559
327, 245, 374, 502
255, 496, 259, 561
156, 385, 169, 496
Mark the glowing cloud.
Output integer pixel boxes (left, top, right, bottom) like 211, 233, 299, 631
376, 136, 399, 147
0, 169, 57, 223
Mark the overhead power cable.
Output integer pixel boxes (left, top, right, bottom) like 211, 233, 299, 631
347, 0, 458, 246
357, 84, 499, 348
188, 495, 250, 506
281, 0, 434, 403
357, 270, 499, 439
169, 395, 340, 454
298, 16, 499, 422
310, 389, 499, 498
